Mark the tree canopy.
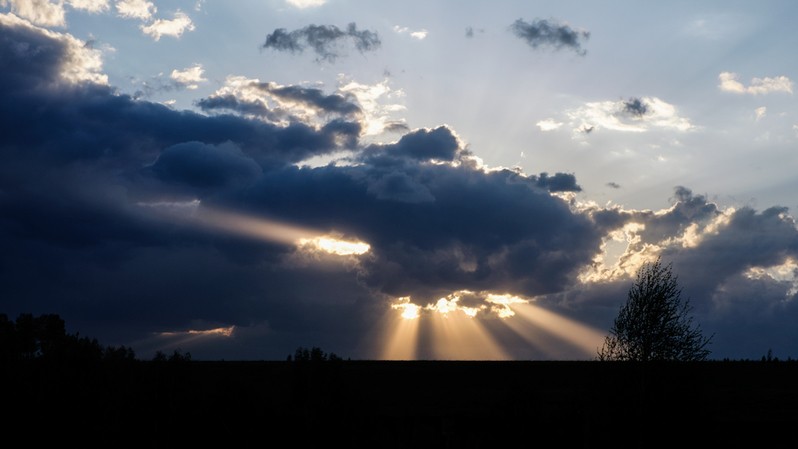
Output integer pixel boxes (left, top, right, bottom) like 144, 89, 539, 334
597, 258, 713, 361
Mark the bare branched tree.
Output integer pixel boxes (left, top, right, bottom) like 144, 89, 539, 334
598, 258, 713, 361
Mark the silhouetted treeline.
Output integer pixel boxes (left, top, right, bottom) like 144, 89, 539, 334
0, 313, 136, 363
289, 345, 343, 362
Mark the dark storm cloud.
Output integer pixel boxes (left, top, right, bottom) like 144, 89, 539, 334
0, 17, 606, 359
509, 18, 590, 55
262, 23, 381, 62
264, 83, 361, 116
148, 141, 262, 189
238, 153, 602, 302
195, 94, 280, 119
535, 172, 581, 192
622, 97, 648, 117
361, 126, 461, 162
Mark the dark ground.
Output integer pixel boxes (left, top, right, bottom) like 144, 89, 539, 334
5, 360, 798, 448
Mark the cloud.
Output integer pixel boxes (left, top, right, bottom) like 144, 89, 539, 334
170, 63, 206, 90
67, 0, 108, 13
393, 25, 427, 40
1, 0, 66, 26
565, 96, 693, 133
147, 141, 262, 190
0, 0, 108, 26
718, 72, 793, 95
622, 97, 648, 117
285, 0, 325, 8
536, 119, 563, 131
262, 22, 380, 62
509, 18, 589, 55
196, 76, 364, 136
4, 13, 798, 362
115, 0, 154, 20
0, 13, 107, 84
141, 10, 194, 40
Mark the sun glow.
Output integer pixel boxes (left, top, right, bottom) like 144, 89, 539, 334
377, 297, 420, 359
299, 236, 370, 255
140, 202, 371, 257
379, 290, 602, 360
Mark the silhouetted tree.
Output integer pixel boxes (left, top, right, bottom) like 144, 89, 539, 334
292, 346, 340, 362
153, 349, 192, 362
597, 258, 713, 361
0, 313, 137, 362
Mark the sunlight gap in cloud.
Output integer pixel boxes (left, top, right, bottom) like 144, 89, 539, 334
745, 258, 798, 298
139, 202, 371, 260
381, 290, 604, 360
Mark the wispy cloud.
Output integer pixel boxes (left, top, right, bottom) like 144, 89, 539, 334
565, 96, 693, 133
116, 0, 155, 20
393, 25, 427, 40
262, 23, 380, 62
719, 72, 793, 95
509, 18, 589, 55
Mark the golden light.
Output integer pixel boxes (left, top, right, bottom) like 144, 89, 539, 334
379, 290, 607, 360
509, 302, 606, 357
374, 297, 421, 359
299, 235, 370, 255
427, 308, 509, 360
158, 325, 236, 338
485, 293, 528, 318
427, 297, 459, 315
393, 300, 421, 319
140, 202, 372, 258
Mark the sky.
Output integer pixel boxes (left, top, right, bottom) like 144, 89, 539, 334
2, 0, 798, 361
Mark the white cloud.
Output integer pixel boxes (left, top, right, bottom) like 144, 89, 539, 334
170, 63, 206, 89
285, 0, 325, 8
115, 0, 154, 20
755, 106, 767, 121
719, 72, 793, 95
0, 0, 65, 26
67, 0, 108, 13
141, 10, 194, 40
566, 96, 693, 134
338, 77, 407, 137
393, 25, 428, 40
0, 12, 107, 84
536, 119, 563, 131
0, 0, 109, 26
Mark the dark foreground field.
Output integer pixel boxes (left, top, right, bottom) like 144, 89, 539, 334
6, 360, 798, 448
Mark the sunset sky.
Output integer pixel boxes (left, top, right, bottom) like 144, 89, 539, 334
2, 0, 798, 361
